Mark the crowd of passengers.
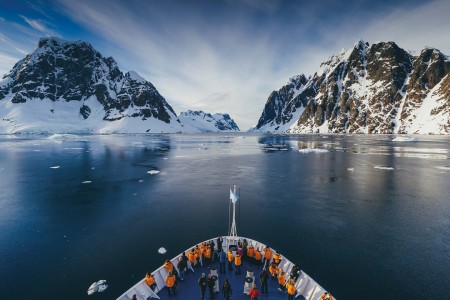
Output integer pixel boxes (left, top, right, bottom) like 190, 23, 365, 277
139, 237, 333, 300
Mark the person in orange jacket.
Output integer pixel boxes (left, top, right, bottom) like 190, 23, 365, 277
189, 248, 196, 266
205, 245, 212, 266
263, 246, 272, 269
273, 252, 282, 266
234, 252, 242, 275
247, 245, 255, 263
200, 242, 207, 265
254, 248, 262, 266
286, 278, 296, 300
277, 269, 286, 292
227, 249, 234, 272
320, 292, 334, 300
166, 270, 176, 296
269, 261, 278, 280
164, 259, 173, 272
145, 272, 157, 291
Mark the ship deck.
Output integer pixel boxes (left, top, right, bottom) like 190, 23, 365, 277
117, 236, 330, 300
157, 258, 306, 300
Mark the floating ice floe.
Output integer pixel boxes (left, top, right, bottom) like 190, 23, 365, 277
87, 280, 108, 295
374, 166, 395, 170
263, 144, 290, 151
298, 148, 328, 153
347, 168, 354, 171
82, 181, 92, 184
50, 166, 60, 169
392, 137, 416, 142
436, 166, 450, 170
138, 179, 144, 183
147, 170, 160, 175
158, 247, 167, 254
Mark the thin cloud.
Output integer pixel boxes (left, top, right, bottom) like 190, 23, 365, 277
0, 33, 28, 55
361, 0, 450, 53
0, 53, 20, 77
19, 15, 60, 37
56, 0, 326, 129
5, 0, 447, 130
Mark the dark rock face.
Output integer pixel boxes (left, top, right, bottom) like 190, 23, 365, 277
0, 37, 178, 124
215, 113, 240, 131
254, 75, 309, 131
253, 40, 449, 134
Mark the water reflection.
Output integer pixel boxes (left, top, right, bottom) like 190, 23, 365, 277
0, 134, 448, 300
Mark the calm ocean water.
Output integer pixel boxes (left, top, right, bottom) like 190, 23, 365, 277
0, 133, 449, 299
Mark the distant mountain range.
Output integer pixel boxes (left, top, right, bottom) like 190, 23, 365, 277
178, 110, 240, 132
0, 37, 239, 134
251, 40, 449, 134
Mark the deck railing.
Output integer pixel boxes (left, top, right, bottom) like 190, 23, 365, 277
116, 235, 334, 300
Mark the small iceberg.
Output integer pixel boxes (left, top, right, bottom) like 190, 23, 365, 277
87, 280, 108, 295
262, 144, 290, 152
374, 166, 395, 170
347, 168, 354, 171
158, 247, 167, 254
392, 137, 416, 142
82, 181, 92, 184
298, 148, 328, 153
147, 170, 160, 175
50, 166, 60, 169
436, 166, 450, 170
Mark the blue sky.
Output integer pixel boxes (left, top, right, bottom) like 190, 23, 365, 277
1, 0, 449, 130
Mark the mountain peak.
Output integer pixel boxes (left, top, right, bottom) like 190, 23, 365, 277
0, 37, 182, 133
37, 36, 93, 50
252, 40, 449, 134
353, 39, 367, 49
126, 71, 146, 83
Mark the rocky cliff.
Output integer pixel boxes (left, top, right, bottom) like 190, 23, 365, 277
252, 40, 449, 134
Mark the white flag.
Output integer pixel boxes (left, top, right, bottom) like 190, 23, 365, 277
230, 189, 239, 203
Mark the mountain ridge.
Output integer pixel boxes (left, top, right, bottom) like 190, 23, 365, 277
251, 40, 449, 134
178, 110, 240, 132
0, 37, 239, 134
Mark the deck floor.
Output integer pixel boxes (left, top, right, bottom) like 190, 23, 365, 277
157, 258, 305, 300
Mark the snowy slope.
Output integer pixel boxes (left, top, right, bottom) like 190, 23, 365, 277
251, 40, 449, 134
178, 110, 240, 132
0, 37, 183, 134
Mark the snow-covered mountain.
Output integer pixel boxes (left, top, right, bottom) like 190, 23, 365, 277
0, 37, 183, 134
178, 110, 240, 132
251, 40, 449, 134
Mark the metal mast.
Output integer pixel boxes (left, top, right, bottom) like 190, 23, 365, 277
229, 184, 239, 237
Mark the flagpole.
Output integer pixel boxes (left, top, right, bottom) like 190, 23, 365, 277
228, 186, 231, 236
229, 184, 238, 237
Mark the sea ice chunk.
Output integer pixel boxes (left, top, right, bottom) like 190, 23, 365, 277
392, 137, 416, 142
374, 166, 395, 170
87, 280, 108, 295
147, 170, 160, 175
158, 247, 167, 254
298, 148, 328, 153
